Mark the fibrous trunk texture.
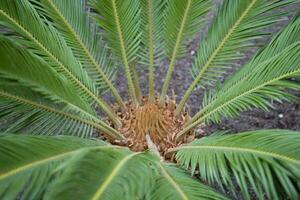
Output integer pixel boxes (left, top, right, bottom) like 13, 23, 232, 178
106, 96, 195, 158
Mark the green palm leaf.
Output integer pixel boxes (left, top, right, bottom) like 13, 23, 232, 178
160, 0, 211, 103
0, 134, 157, 200
0, 0, 94, 99
205, 43, 300, 123
174, 130, 300, 200
32, 0, 125, 110
90, 0, 141, 105
44, 150, 156, 200
0, 134, 228, 200
0, 134, 106, 200
223, 12, 300, 90
0, 37, 92, 114
0, 0, 120, 124
149, 164, 229, 200
178, 14, 300, 138
176, 0, 299, 114
0, 37, 122, 139
0, 82, 122, 139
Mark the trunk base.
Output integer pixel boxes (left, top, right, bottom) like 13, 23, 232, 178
106, 96, 195, 159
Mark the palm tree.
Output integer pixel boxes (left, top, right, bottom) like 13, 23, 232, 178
0, 0, 300, 199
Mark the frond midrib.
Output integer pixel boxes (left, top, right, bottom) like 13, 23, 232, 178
111, 0, 137, 105
175, 145, 300, 165
45, 0, 125, 109
176, 0, 258, 114
147, 0, 155, 100
91, 152, 140, 200
159, 164, 189, 200
0, 146, 118, 181
160, 0, 193, 103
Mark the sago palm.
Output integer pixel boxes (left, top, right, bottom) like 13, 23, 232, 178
0, 0, 300, 199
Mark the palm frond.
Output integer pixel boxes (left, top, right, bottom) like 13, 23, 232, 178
31, 0, 125, 110
223, 12, 300, 90
160, 0, 211, 103
44, 150, 156, 200
0, 80, 122, 139
0, 0, 120, 124
139, 0, 166, 100
0, 36, 93, 114
174, 130, 300, 200
130, 62, 142, 101
0, 0, 93, 100
90, 0, 141, 105
178, 15, 300, 138
0, 134, 157, 200
176, 0, 299, 115
0, 134, 105, 200
149, 164, 229, 200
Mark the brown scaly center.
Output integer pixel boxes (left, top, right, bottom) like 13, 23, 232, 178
107, 96, 195, 158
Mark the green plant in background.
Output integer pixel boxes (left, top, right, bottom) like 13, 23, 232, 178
0, 0, 300, 199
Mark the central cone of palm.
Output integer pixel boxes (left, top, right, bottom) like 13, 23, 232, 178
108, 96, 194, 157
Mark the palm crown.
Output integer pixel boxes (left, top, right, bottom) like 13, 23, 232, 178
0, 0, 300, 199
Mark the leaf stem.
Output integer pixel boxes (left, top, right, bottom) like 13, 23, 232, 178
147, 0, 155, 101
159, 0, 192, 105
111, 0, 138, 107
130, 63, 141, 102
